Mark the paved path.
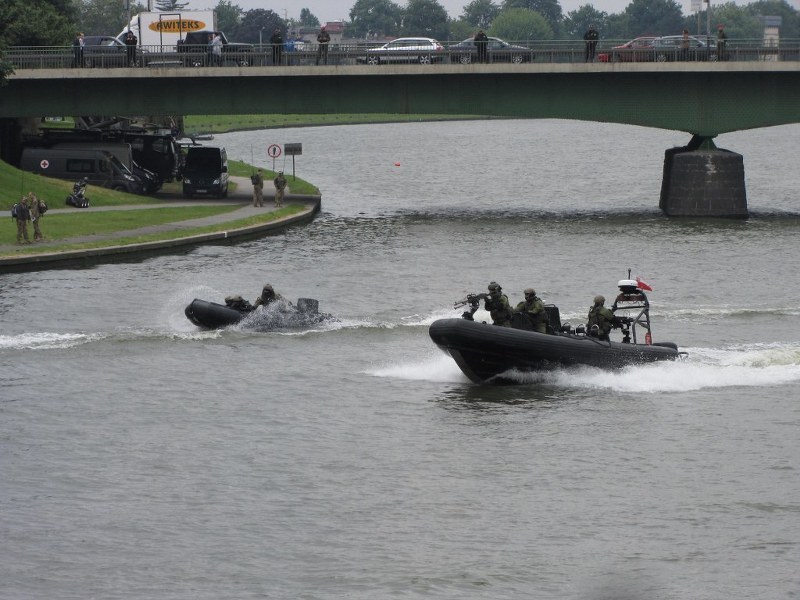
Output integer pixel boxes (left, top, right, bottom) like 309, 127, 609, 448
0, 176, 321, 270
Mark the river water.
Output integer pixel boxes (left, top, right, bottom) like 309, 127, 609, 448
2, 120, 799, 599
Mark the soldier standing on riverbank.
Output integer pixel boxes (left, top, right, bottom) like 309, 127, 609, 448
274, 171, 287, 207
252, 169, 264, 207
14, 195, 31, 244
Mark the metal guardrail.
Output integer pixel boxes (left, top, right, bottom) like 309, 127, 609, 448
4, 39, 800, 70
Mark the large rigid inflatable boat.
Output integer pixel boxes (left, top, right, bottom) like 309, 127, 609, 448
430, 277, 683, 383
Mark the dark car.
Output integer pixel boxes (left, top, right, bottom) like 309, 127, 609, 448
81, 35, 128, 68
450, 37, 534, 64
597, 36, 657, 63
177, 31, 254, 66
182, 146, 229, 198
651, 35, 715, 61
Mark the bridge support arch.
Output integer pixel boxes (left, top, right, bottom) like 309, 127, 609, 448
660, 135, 748, 218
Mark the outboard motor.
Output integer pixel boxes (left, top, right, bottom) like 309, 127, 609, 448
297, 298, 319, 314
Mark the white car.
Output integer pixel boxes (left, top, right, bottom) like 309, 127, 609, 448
362, 37, 444, 65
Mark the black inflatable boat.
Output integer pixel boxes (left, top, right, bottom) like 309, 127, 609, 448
185, 297, 332, 331
430, 277, 683, 383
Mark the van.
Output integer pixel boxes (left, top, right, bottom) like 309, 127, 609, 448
52, 142, 161, 194
182, 146, 228, 198
19, 147, 146, 194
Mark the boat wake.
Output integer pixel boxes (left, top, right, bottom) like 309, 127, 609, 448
374, 341, 800, 392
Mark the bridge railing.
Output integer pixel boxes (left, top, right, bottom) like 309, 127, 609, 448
4, 39, 800, 70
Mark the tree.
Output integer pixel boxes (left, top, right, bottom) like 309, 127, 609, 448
746, 0, 800, 39
215, 0, 244, 34
623, 0, 684, 38
460, 0, 500, 29
348, 0, 403, 38
154, 0, 189, 11
500, 0, 562, 32
300, 8, 321, 27
0, 0, 77, 46
489, 7, 553, 41
562, 4, 608, 40
75, 0, 145, 36
449, 18, 476, 41
686, 3, 762, 39
231, 9, 284, 44
402, 0, 450, 39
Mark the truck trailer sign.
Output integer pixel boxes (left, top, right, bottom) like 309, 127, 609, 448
148, 18, 209, 33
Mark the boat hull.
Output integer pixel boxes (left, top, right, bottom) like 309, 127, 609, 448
429, 318, 680, 383
185, 298, 331, 331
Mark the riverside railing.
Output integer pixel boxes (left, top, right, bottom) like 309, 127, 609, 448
4, 39, 799, 70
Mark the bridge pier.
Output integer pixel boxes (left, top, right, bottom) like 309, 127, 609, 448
659, 135, 748, 218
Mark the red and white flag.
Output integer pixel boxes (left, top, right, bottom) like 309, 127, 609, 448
636, 277, 653, 292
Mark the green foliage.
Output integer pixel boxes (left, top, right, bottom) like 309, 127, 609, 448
624, 0, 684, 37
694, 4, 763, 39
449, 19, 477, 41
490, 7, 554, 41
76, 0, 131, 36
500, 0, 562, 32
402, 0, 450, 39
0, 0, 77, 46
563, 4, 609, 40
348, 0, 403, 38
299, 8, 321, 27
231, 9, 284, 43
460, 0, 500, 29
215, 0, 244, 33
746, 0, 800, 38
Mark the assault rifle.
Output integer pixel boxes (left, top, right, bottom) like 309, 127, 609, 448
454, 292, 489, 320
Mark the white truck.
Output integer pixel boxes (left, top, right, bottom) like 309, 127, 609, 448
117, 11, 217, 52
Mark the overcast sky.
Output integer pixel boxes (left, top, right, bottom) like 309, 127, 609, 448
183, 0, 799, 25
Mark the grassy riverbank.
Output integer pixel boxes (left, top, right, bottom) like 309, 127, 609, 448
183, 113, 483, 133
0, 158, 317, 255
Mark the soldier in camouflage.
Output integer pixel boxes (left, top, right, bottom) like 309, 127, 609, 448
587, 294, 615, 340
514, 287, 547, 333
253, 283, 283, 308
484, 281, 513, 327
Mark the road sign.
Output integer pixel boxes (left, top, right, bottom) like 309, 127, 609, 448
284, 143, 302, 156
267, 144, 282, 158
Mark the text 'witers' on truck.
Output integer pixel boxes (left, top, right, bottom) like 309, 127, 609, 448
177, 31, 254, 67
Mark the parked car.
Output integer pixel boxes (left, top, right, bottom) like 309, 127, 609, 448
449, 37, 534, 64
81, 35, 129, 68
597, 36, 657, 63
177, 31, 254, 66
360, 37, 444, 65
651, 35, 715, 61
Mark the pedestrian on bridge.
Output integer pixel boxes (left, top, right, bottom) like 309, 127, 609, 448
125, 30, 138, 67
72, 32, 84, 68
271, 29, 284, 66
316, 26, 331, 65
474, 29, 489, 63
583, 24, 599, 62
716, 24, 728, 61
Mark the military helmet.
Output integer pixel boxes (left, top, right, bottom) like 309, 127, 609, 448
594, 294, 605, 305
225, 295, 243, 302
263, 284, 274, 292
488, 281, 501, 292
524, 288, 535, 296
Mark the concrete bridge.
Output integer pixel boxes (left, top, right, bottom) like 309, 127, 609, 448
2, 62, 799, 216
